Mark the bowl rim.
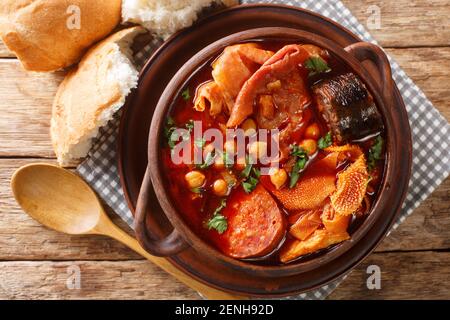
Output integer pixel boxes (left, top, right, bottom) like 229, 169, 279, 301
145, 26, 409, 277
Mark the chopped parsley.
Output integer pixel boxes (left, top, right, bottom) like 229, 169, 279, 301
181, 88, 191, 101
242, 167, 260, 193
194, 137, 206, 148
222, 152, 234, 169
164, 117, 177, 149
191, 187, 205, 194
207, 199, 228, 234
240, 162, 253, 179
289, 144, 309, 189
304, 56, 331, 76
318, 132, 333, 149
164, 118, 195, 150
242, 176, 259, 193
196, 151, 215, 170
367, 136, 384, 172
185, 119, 194, 132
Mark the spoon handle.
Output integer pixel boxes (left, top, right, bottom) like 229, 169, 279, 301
97, 217, 247, 300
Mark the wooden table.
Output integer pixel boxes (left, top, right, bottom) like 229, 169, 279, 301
0, 0, 449, 299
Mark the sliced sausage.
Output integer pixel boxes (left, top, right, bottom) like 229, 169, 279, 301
220, 184, 285, 259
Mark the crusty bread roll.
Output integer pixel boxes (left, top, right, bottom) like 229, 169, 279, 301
122, 0, 238, 39
0, 0, 122, 72
51, 26, 146, 166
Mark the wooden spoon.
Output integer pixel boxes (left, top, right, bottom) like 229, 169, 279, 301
11, 163, 246, 300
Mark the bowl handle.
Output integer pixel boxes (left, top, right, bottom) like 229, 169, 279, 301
134, 166, 189, 257
344, 42, 394, 102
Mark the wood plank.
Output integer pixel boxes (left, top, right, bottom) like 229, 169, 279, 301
330, 251, 450, 299
0, 41, 14, 58
1, 158, 449, 261
0, 60, 64, 157
0, 251, 447, 299
0, 260, 199, 299
377, 176, 450, 252
342, 0, 450, 47
0, 48, 449, 157
386, 47, 450, 121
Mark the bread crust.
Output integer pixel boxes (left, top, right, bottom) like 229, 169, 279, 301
51, 26, 145, 165
0, 0, 122, 72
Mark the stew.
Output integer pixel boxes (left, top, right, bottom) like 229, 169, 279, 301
160, 40, 385, 264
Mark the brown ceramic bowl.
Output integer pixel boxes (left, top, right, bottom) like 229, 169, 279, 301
133, 26, 411, 279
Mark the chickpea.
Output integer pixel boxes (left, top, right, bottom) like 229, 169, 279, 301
241, 118, 257, 136
248, 141, 268, 161
270, 168, 288, 190
299, 139, 317, 156
213, 179, 228, 196
185, 171, 206, 189
304, 123, 321, 140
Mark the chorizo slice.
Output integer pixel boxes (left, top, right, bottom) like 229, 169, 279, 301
219, 184, 285, 259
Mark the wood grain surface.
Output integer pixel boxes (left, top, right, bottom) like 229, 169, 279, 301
0, 0, 448, 300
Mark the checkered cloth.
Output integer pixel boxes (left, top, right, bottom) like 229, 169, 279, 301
77, 0, 450, 300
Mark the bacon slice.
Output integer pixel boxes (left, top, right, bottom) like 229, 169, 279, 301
212, 43, 274, 113
227, 44, 312, 128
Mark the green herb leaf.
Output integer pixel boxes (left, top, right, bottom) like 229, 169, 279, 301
240, 162, 253, 179
181, 88, 191, 101
367, 136, 384, 171
304, 56, 331, 76
290, 144, 308, 158
318, 132, 333, 149
207, 214, 228, 234
252, 167, 261, 179
289, 144, 309, 189
212, 198, 227, 216
191, 187, 204, 194
164, 117, 177, 148
185, 119, 194, 132
289, 157, 307, 188
194, 138, 206, 148
242, 176, 259, 193
223, 152, 234, 169
166, 116, 175, 127
196, 151, 215, 170
207, 199, 228, 234
240, 162, 260, 194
